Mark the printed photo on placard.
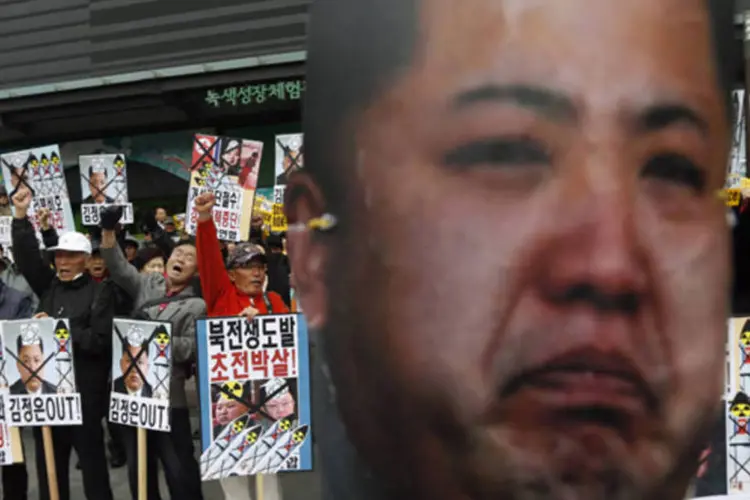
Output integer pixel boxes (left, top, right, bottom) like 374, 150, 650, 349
196, 314, 312, 480
79, 154, 133, 226
109, 319, 172, 432
0, 146, 74, 236
274, 134, 303, 187
0, 318, 82, 426
185, 134, 261, 241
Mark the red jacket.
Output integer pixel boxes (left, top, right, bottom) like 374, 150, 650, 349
196, 218, 288, 317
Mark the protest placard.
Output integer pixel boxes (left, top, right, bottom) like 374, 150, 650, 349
185, 134, 263, 241
109, 319, 172, 432
274, 134, 303, 188
0, 216, 12, 246
252, 188, 274, 231
0, 146, 75, 237
79, 154, 133, 226
271, 134, 302, 233
0, 319, 82, 427
196, 314, 312, 480
0, 335, 23, 466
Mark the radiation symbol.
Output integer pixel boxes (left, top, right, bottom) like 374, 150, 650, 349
29, 155, 39, 170
246, 431, 259, 444
742, 329, 750, 347
55, 324, 70, 342
292, 430, 305, 443
51, 153, 60, 165
232, 419, 245, 433
40, 155, 49, 168
154, 329, 170, 347
732, 401, 750, 418
221, 381, 243, 400
114, 156, 125, 171
278, 418, 292, 432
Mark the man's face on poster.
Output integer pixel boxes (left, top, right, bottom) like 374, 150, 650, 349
89, 171, 107, 204
295, 1, 732, 499
10, 167, 26, 190
264, 391, 295, 421
216, 397, 247, 426
121, 345, 148, 393
283, 149, 302, 175
18, 343, 43, 393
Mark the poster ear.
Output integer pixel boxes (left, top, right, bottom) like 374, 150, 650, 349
285, 172, 329, 329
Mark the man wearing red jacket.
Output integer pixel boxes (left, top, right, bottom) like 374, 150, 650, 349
194, 191, 287, 500
194, 192, 288, 319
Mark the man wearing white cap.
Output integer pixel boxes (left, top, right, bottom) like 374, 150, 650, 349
10, 188, 116, 500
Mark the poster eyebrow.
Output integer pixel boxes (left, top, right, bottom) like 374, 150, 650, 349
452, 83, 578, 123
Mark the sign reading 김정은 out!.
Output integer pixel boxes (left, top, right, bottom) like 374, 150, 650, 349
109, 319, 172, 432
0, 319, 82, 426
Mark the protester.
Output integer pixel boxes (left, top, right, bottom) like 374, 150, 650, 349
289, 1, 737, 499
123, 238, 139, 262
155, 207, 168, 228
87, 249, 107, 281
0, 245, 38, 312
132, 247, 165, 274
265, 233, 291, 307
11, 188, 114, 500
0, 185, 11, 216
194, 191, 288, 500
99, 205, 205, 500
0, 276, 35, 500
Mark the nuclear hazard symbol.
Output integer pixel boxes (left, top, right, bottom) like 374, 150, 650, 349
54, 321, 75, 393
729, 392, 750, 485
151, 326, 171, 400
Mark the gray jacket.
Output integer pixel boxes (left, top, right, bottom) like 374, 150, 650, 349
100, 245, 206, 408
0, 260, 39, 312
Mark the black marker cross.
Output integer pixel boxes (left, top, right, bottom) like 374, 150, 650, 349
277, 140, 302, 175
113, 324, 157, 386
217, 379, 290, 423
5, 347, 57, 393
3, 157, 35, 200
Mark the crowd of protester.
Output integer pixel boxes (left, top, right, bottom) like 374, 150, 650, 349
0, 184, 293, 500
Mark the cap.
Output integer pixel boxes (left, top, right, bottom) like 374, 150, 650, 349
226, 242, 266, 270
48, 232, 92, 255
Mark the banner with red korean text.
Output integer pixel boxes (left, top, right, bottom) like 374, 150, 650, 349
184, 134, 263, 242
196, 314, 312, 480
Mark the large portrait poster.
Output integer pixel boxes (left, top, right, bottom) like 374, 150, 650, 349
109, 319, 172, 432
0, 146, 74, 236
79, 154, 133, 226
0, 319, 82, 427
185, 134, 263, 242
196, 314, 312, 480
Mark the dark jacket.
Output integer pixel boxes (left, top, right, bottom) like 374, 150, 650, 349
12, 217, 115, 393
113, 376, 153, 398
9, 379, 56, 395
